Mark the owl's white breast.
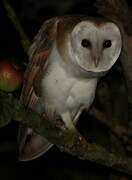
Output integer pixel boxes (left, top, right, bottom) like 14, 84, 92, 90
41, 43, 98, 114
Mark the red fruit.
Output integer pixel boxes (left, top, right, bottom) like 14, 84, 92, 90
0, 60, 23, 92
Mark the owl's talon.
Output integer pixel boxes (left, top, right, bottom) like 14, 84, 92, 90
61, 112, 77, 132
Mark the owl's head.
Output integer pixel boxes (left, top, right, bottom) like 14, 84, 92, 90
67, 19, 122, 73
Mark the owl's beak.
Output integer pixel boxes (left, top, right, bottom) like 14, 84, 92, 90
93, 57, 99, 67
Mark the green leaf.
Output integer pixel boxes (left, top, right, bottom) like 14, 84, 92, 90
0, 91, 17, 127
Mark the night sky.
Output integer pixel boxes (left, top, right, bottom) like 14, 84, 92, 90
0, 0, 131, 179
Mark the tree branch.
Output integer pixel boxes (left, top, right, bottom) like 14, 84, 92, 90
1, 91, 132, 175
14, 99, 132, 176
1, 0, 31, 53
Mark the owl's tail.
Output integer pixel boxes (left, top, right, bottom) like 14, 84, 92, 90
18, 125, 53, 161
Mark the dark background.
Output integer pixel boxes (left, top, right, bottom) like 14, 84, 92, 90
0, 0, 131, 179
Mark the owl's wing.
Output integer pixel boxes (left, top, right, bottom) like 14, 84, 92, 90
20, 17, 59, 105
18, 17, 59, 161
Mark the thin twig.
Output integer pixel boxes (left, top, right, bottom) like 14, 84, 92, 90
1, 0, 31, 53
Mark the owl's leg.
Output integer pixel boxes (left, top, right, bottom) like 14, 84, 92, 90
72, 106, 83, 125
73, 109, 83, 125
61, 112, 76, 132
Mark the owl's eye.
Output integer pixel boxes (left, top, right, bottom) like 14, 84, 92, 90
81, 39, 91, 48
103, 40, 112, 48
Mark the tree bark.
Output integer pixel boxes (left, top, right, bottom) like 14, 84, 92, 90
95, 0, 132, 122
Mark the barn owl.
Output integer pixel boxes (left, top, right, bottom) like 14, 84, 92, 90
19, 15, 122, 161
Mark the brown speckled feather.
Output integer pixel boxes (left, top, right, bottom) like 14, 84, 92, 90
19, 17, 60, 161
20, 17, 59, 107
